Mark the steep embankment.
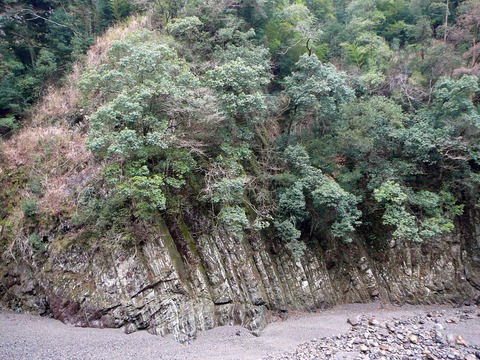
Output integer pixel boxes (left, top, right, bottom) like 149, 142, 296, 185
1, 18, 480, 343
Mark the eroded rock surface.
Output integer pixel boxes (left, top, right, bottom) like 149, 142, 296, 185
1, 212, 480, 343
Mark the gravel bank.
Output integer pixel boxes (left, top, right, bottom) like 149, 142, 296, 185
1, 302, 479, 359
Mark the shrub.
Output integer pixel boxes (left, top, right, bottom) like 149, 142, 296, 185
218, 205, 249, 240
373, 181, 463, 243
21, 198, 38, 218
0, 115, 19, 138
275, 145, 362, 257
27, 233, 48, 253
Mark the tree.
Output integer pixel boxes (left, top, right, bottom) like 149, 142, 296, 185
263, 2, 323, 75
303, 0, 334, 21
284, 53, 354, 136
451, 0, 480, 68
403, 75, 480, 198
0, 0, 111, 118
110, 0, 132, 22
0, 52, 30, 116
274, 145, 362, 257
341, 32, 393, 93
205, 40, 272, 140
80, 30, 220, 220
376, 0, 414, 44
374, 180, 463, 244
337, 96, 405, 157
346, 0, 385, 35
81, 30, 223, 159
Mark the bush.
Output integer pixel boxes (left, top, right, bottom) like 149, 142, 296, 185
274, 145, 362, 257
21, 198, 38, 218
0, 115, 19, 138
218, 205, 249, 240
373, 181, 463, 243
27, 233, 48, 253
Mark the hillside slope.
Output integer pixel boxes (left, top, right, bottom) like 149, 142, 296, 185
1, 5, 480, 342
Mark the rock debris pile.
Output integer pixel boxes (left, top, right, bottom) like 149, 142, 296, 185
265, 308, 480, 360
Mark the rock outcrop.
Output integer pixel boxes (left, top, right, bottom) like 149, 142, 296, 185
1, 209, 479, 343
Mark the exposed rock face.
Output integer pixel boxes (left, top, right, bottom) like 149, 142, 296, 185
1, 212, 480, 343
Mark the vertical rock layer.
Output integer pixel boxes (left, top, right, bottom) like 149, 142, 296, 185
1, 212, 479, 342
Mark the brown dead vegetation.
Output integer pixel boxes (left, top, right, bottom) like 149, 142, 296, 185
1, 126, 94, 214
0, 18, 151, 217
31, 16, 151, 127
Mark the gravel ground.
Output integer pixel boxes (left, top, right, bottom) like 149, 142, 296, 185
1, 302, 479, 359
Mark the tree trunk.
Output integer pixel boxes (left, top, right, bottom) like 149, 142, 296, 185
89, 0, 97, 34
444, 0, 449, 42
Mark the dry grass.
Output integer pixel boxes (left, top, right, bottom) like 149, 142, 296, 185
31, 16, 151, 127
39, 164, 102, 216
1, 17, 152, 218
1, 125, 96, 215
1, 126, 88, 168
31, 64, 82, 127
2, 208, 31, 262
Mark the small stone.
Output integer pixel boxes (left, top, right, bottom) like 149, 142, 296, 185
251, 330, 261, 337
435, 323, 444, 330
348, 317, 360, 326
369, 317, 380, 326
456, 335, 467, 346
123, 323, 137, 334
409, 334, 418, 344
465, 355, 477, 360
387, 323, 396, 332
446, 333, 456, 347
359, 345, 369, 352
379, 345, 389, 351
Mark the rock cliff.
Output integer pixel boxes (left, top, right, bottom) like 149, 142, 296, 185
1, 209, 479, 343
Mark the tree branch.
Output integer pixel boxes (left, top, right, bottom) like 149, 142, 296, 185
20, 9, 79, 35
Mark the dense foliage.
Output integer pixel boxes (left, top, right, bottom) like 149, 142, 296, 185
2, 0, 479, 258
0, 0, 131, 129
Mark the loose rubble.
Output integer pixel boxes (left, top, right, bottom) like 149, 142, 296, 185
265, 308, 480, 360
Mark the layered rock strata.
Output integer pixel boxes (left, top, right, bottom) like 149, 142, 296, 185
1, 213, 479, 343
